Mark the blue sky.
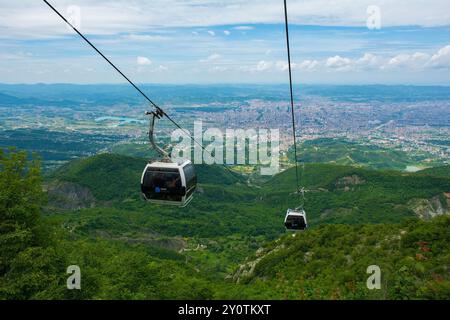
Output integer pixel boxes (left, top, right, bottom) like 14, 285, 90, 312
1, 0, 450, 85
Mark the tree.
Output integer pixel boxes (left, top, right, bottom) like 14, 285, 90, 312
0, 149, 69, 299
0, 149, 45, 276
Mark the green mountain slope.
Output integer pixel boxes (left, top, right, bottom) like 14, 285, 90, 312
46, 154, 449, 270
417, 166, 450, 179
263, 163, 450, 225
48, 153, 147, 201
2, 150, 449, 300
48, 153, 246, 201
45, 154, 450, 239
288, 138, 445, 170
225, 216, 450, 300
43, 153, 449, 279
45, 154, 276, 240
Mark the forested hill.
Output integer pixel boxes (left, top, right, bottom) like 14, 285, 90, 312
1, 150, 449, 299
226, 216, 450, 299
417, 166, 450, 179
46, 153, 450, 229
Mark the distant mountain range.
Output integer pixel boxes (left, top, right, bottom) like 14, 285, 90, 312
2, 83, 450, 107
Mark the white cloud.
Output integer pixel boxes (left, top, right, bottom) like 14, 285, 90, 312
209, 66, 228, 72
256, 60, 272, 72
233, 26, 254, 31
214, 45, 450, 78
200, 53, 221, 63
321, 51, 430, 72
274, 60, 318, 72
326, 55, 353, 71
320, 46, 450, 72
384, 52, 429, 70
268, 46, 450, 74
428, 45, 450, 69
275, 61, 289, 71
0, 51, 33, 60
298, 59, 320, 70
123, 34, 169, 42
2, 0, 449, 40
136, 56, 152, 66
356, 53, 380, 69
208, 53, 221, 60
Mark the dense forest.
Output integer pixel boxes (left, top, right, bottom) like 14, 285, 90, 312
0, 149, 449, 299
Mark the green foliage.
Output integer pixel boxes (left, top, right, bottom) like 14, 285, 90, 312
0, 149, 46, 275
262, 163, 450, 226
417, 166, 450, 179
48, 153, 245, 202
46, 154, 450, 238
1, 150, 449, 300
227, 217, 450, 300
0, 149, 73, 299
48, 153, 147, 201
289, 138, 443, 170
1, 247, 68, 299
54, 239, 214, 300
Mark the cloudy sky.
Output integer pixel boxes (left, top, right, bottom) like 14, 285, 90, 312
1, 0, 450, 84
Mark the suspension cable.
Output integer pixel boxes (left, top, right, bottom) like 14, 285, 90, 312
43, 0, 245, 180
283, 0, 302, 197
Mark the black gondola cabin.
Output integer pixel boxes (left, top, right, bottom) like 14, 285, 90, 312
141, 160, 197, 207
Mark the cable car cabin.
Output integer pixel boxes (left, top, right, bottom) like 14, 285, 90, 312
284, 208, 307, 231
141, 160, 197, 207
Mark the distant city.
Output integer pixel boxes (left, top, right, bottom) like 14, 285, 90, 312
0, 84, 448, 171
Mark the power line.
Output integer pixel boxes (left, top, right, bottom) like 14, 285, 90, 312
283, 0, 301, 196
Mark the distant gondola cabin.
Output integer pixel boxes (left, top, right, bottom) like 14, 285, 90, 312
284, 208, 307, 231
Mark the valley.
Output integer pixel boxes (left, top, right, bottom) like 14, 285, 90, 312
8, 152, 443, 299
1, 84, 449, 300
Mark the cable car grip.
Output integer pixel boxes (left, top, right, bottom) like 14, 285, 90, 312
146, 108, 170, 159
